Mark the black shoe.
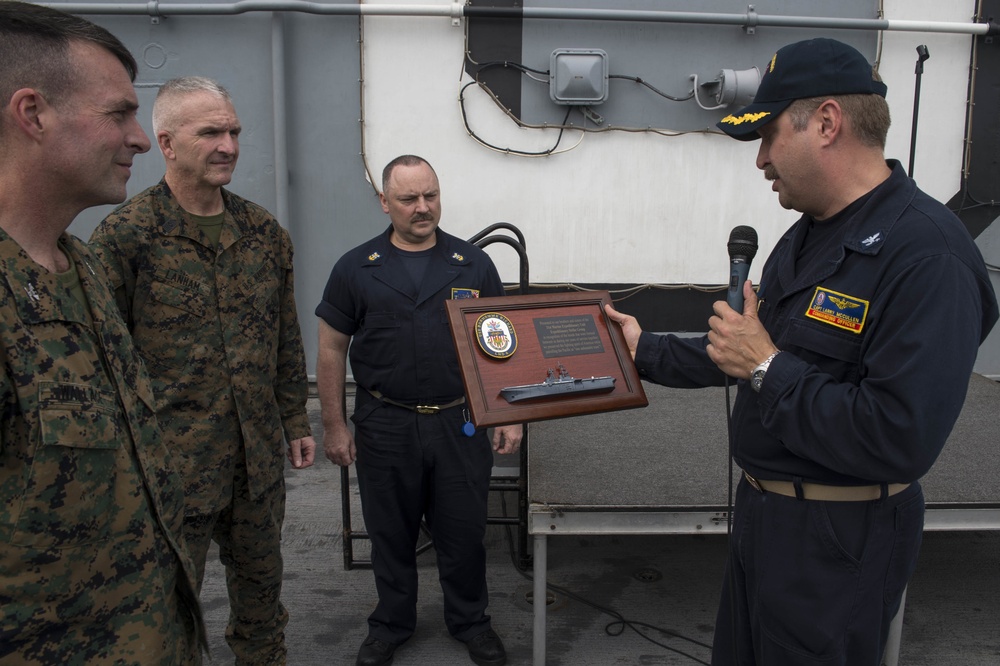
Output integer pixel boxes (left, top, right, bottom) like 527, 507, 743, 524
356, 635, 396, 666
465, 629, 506, 666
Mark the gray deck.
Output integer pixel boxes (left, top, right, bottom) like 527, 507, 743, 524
199, 376, 1000, 664
524, 374, 1000, 663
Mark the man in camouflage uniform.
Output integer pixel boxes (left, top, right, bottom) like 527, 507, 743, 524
0, 3, 203, 664
89, 76, 315, 666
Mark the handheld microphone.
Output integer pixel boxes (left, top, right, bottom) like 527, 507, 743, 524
726, 226, 759, 311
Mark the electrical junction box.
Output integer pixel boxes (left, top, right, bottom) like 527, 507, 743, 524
549, 48, 609, 105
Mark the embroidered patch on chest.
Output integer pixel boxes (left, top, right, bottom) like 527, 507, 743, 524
805, 287, 869, 334
451, 288, 480, 299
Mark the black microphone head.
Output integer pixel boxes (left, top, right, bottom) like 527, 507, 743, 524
728, 225, 759, 263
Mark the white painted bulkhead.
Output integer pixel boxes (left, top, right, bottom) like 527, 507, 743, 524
361, 0, 973, 284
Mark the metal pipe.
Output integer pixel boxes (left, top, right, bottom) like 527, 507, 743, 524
908, 45, 931, 178
532, 534, 547, 666
271, 12, 290, 228
45, 2, 997, 36
474, 235, 530, 295
882, 587, 908, 666
48, 1, 462, 17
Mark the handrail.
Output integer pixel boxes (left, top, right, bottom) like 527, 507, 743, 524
473, 233, 529, 294
470, 223, 532, 570
467, 222, 526, 253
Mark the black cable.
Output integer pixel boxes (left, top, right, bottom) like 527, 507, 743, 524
472, 59, 550, 77
459, 79, 575, 156
498, 494, 712, 665
950, 182, 1000, 214
951, 26, 1000, 215
460, 58, 700, 150
609, 73, 695, 102
474, 60, 695, 104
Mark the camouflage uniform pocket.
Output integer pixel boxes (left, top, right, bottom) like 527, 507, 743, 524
136, 280, 210, 373
236, 274, 281, 345
149, 279, 209, 318
12, 382, 123, 548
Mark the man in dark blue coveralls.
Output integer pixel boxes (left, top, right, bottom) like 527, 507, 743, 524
315, 155, 522, 666
606, 38, 998, 665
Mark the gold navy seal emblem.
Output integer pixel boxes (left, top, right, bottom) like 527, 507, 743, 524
475, 312, 517, 359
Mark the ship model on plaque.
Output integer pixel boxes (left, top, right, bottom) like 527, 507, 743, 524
499, 363, 615, 404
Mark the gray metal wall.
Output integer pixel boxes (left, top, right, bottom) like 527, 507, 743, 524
517, 0, 877, 131
68, 10, 374, 378
61, 1, 998, 378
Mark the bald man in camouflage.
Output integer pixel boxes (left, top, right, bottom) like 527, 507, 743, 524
90, 76, 315, 665
0, 3, 203, 664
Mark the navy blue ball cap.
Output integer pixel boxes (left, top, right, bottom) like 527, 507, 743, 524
717, 38, 888, 141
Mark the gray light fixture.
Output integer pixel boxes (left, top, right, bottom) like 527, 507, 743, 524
691, 67, 760, 111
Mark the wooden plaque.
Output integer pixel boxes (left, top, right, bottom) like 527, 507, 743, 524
446, 291, 648, 427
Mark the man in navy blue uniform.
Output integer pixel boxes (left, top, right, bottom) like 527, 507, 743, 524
606, 38, 998, 665
315, 155, 522, 666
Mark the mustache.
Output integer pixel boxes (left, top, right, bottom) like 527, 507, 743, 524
411, 214, 434, 222
764, 166, 779, 181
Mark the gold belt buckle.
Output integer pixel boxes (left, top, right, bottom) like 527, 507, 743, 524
415, 405, 440, 415
744, 472, 763, 493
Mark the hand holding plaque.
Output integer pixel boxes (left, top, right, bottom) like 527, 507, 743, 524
446, 291, 647, 427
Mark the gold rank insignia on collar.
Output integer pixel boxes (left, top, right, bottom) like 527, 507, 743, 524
452, 253, 464, 261
367, 252, 380, 261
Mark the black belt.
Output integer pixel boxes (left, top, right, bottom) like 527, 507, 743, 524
366, 388, 465, 415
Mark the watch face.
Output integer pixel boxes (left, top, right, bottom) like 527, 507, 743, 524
751, 371, 765, 392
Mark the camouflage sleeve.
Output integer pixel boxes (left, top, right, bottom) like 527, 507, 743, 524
88, 220, 138, 329
0, 352, 9, 456
274, 228, 311, 442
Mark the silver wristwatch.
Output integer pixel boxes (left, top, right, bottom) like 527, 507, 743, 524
750, 351, 781, 393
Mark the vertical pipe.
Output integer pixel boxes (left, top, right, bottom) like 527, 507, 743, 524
881, 586, 907, 666
518, 427, 529, 569
908, 45, 930, 178
271, 11, 290, 226
341, 465, 354, 570
533, 534, 547, 665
